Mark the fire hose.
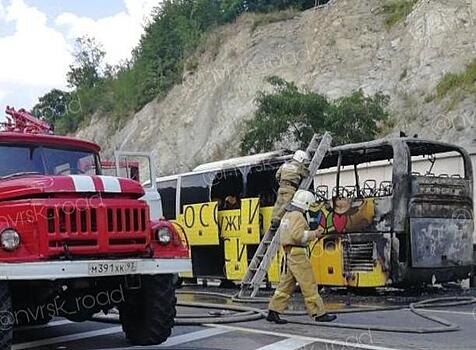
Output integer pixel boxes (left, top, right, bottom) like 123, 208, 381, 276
92, 290, 476, 334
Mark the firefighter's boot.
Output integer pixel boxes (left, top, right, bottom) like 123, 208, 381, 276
266, 310, 287, 324
314, 313, 337, 322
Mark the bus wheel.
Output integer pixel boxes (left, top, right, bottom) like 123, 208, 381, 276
120, 275, 176, 345
0, 282, 13, 350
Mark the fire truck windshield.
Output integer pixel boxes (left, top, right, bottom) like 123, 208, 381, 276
0, 144, 100, 178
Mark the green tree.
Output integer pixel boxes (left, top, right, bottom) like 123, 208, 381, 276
67, 36, 106, 89
32, 89, 72, 125
220, 0, 246, 21
241, 76, 389, 154
326, 90, 390, 145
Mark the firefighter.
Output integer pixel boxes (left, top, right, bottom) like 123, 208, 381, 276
270, 150, 310, 229
267, 190, 337, 324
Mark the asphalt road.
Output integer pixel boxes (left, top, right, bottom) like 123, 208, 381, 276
11, 293, 476, 350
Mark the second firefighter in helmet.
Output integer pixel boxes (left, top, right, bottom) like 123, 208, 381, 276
270, 150, 310, 229
267, 190, 337, 324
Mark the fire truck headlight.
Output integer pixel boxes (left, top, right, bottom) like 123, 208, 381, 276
156, 228, 171, 245
1, 229, 20, 251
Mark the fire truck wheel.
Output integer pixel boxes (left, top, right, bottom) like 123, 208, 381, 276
0, 282, 13, 350
120, 274, 176, 345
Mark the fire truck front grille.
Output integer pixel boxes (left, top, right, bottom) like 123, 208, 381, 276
106, 208, 147, 233
47, 207, 97, 234
343, 241, 376, 273
45, 203, 150, 252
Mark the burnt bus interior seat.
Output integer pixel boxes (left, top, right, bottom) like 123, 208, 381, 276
315, 185, 329, 201
344, 185, 357, 198
328, 180, 394, 200
362, 180, 377, 197
377, 181, 393, 197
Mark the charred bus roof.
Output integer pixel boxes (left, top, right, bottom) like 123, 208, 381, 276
192, 150, 291, 172
322, 138, 471, 168
158, 137, 473, 181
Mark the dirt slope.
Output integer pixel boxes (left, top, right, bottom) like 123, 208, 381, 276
76, 0, 476, 175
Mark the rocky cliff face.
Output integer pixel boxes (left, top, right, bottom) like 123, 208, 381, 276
76, 0, 476, 176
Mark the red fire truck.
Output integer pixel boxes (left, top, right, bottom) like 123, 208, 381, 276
0, 107, 191, 348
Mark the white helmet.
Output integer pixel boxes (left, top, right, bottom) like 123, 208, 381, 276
293, 150, 309, 163
291, 190, 316, 211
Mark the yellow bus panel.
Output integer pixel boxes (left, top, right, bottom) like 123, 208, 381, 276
218, 209, 241, 239
177, 202, 219, 245
260, 207, 273, 236
347, 261, 387, 287
309, 238, 344, 286
267, 247, 284, 283
240, 198, 261, 244
171, 221, 194, 278
224, 237, 248, 280
259, 206, 283, 282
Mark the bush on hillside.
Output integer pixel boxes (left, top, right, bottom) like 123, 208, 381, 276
241, 76, 390, 154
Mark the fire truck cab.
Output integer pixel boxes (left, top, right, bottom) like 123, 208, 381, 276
0, 107, 191, 348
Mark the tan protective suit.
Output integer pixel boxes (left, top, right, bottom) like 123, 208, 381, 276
271, 161, 310, 222
268, 210, 325, 317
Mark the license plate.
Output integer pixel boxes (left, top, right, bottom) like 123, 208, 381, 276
88, 261, 138, 276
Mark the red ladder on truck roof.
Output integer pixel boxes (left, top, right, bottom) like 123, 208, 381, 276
1, 106, 53, 134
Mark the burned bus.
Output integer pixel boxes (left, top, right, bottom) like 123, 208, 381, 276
158, 138, 474, 287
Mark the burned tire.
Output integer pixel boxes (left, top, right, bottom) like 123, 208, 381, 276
119, 274, 176, 345
0, 282, 13, 350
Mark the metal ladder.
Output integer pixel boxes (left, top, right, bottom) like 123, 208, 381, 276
238, 132, 333, 298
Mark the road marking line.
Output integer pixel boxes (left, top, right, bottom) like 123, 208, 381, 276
255, 338, 315, 350
206, 324, 401, 350
14, 319, 72, 331
421, 309, 475, 316
159, 328, 230, 347
12, 326, 122, 349
93, 327, 231, 350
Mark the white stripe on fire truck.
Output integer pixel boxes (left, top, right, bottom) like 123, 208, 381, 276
99, 176, 122, 193
69, 175, 96, 192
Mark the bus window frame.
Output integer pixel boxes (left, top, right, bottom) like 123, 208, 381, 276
179, 172, 217, 214
210, 167, 245, 209
406, 142, 473, 181
244, 161, 282, 204
157, 177, 179, 220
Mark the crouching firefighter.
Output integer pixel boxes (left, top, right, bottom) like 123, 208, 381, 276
267, 190, 337, 324
270, 150, 310, 230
